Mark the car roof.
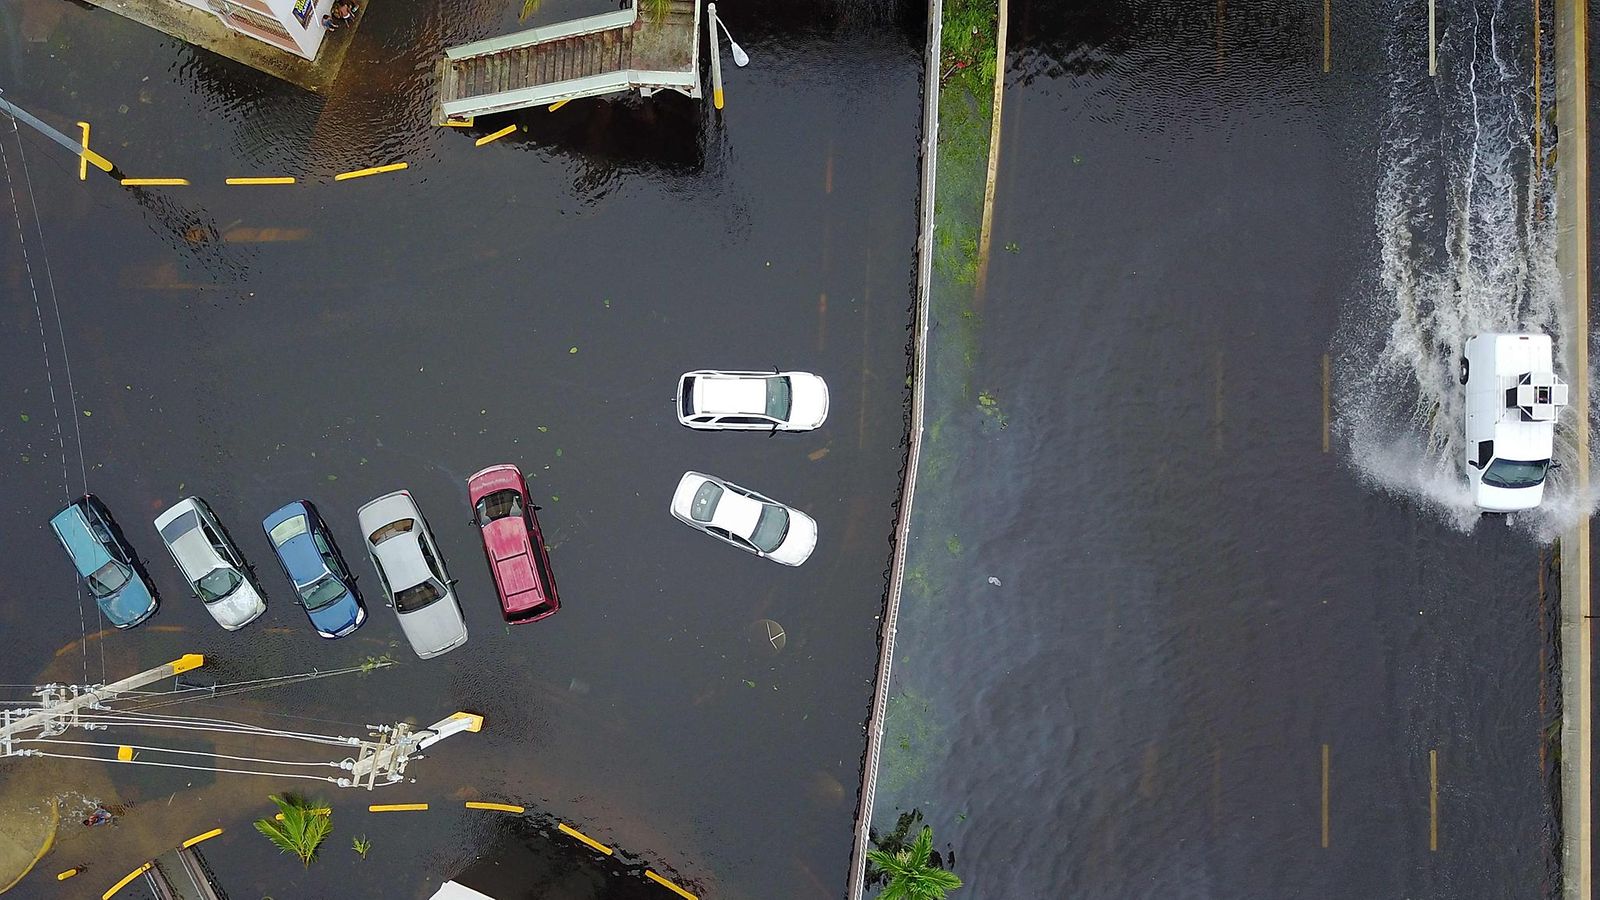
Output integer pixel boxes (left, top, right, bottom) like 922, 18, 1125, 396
276, 527, 329, 585
709, 486, 764, 537
50, 503, 111, 572
168, 520, 225, 578
696, 375, 767, 415
373, 530, 431, 590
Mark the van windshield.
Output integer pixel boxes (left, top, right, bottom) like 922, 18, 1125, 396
1483, 458, 1550, 489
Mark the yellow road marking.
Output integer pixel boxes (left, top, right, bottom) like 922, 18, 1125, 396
1429, 749, 1439, 851
645, 870, 698, 899
82, 148, 114, 173
102, 863, 150, 899
973, 0, 1011, 301
335, 162, 408, 181
443, 116, 476, 127
77, 122, 89, 181
713, 88, 724, 109
475, 124, 518, 146
120, 178, 188, 186
183, 827, 223, 848
1322, 0, 1331, 73
1533, 0, 1542, 178
57, 868, 79, 880
224, 226, 311, 243
275, 807, 329, 820
558, 822, 613, 855
116, 745, 133, 761
824, 146, 834, 194
808, 447, 829, 461
548, 99, 570, 112
225, 176, 295, 185
1321, 743, 1330, 847
1322, 353, 1331, 453
368, 803, 428, 812
464, 801, 523, 813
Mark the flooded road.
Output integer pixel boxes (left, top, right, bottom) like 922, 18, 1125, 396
0, 0, 923, 895
877, 0, 1560, 896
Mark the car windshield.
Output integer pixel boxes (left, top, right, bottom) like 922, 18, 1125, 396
690, 482, 723, 523
750, 504, 790, 553
476, 489, 523, 523
1483, 458, 1550, 489
369, 518, 414, 545
395, 579, 444, 613
196, 566, 242, 603
86, 559, 131, 598
299, 575, 347, 610
765, 376, 792, 419
269, 514, 309, 547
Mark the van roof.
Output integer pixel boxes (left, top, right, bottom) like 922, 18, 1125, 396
1474, 333, 1558, 461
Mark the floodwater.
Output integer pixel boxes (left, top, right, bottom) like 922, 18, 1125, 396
0, 0, 923, 896
876, 0, 1561, 897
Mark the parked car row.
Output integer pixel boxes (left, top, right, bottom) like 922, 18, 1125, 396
670, 369, 827, 567
47, 464, 560, 660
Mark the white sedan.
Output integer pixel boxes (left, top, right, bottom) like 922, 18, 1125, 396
357, 491, 468, 660
676, 370, 829, 431
154, 497, 266, 631
670, 472, 818, 566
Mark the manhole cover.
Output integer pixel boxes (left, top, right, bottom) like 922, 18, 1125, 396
750, 618, 786, 653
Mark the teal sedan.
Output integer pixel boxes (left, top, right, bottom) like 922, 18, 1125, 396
49, 495, 159, 628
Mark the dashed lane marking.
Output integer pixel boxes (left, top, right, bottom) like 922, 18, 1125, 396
558, 822, 614, 856
464, 801, 524, 813
225, 176, 295, 185
119, 178, 188, 186
646, 869, 699, 899
368, 803, 428, 812
334, 162, 408, 181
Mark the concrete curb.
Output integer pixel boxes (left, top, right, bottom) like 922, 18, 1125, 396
843, 0, 942, 895
1555, 0, 1591, 897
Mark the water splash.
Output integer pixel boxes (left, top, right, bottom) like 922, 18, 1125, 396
1335, 0, 1591, 540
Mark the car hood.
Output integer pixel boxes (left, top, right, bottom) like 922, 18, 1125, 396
397, 592, 467, 658
787, 374, 830, 429
1474, 480, 1543, 513
207, 579, 266, 630
103, 575, 156, 628
767, 508, 819, 566
308, 590, 364, 637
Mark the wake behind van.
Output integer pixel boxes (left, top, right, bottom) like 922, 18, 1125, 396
1460, 333, 1568, 513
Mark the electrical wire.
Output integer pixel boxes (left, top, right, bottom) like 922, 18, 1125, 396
16, 738, 347, 769
21, 750, 343, 784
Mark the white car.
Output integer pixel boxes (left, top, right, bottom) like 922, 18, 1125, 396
1460, 332, 1569, 512
676, 370, 829, 431
357, 490, 468, 659
153, 497, 266, 631
670, 472, 818, 566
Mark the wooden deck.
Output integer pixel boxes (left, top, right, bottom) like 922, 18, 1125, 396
436, 0, 699, 123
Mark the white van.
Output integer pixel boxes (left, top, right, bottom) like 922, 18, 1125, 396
1460, 333, 1568, 512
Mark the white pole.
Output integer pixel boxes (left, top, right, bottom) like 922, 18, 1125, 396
708, 2, 725, 110
0, 655, 204, 744
1428, 0, 1437, 75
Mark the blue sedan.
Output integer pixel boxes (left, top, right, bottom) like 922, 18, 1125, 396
49, 495, 158, 629
262, 501, 366, 639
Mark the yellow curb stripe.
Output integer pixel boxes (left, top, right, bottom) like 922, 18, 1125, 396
474, 124, 517, 146
645, 870, 698, 899
77, 122, 89, 181
368, 803, 428, 812
442, 117, 475, 127
464, 801, 524, 813
57, 867, 80, 880
275, 807, 330, 820
713, 88, 724, 110
226, 176, 296, 185
120, 178, 189, 186
548, 98, 570, 111
335, 162, 408, 181
101, 863, 150, 900
183, 827, 223, 848
558, 822, 613, 856
0, 798, 57, 894
83, 148, 114, 173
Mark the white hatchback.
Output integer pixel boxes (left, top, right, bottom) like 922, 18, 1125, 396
670, 472, 818, 566
153, 497, 266, 631
676, 370, 829, 432
357, 490, 468, 659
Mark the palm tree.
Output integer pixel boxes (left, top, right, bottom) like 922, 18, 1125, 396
253, 794, 332, 867
865, 826, 963, 899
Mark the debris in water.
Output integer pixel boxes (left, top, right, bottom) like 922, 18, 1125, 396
987, 576, 1002, 586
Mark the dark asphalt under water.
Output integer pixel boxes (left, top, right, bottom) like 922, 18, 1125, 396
0, 0, 923, 896
876, 0, 1562, 896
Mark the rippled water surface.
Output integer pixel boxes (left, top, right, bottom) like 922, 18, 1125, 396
0, 0, 922, 895
877, 0, 1560, 896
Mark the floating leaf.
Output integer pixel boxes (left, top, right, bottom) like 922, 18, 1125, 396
81, 410, 92, 417
603, 299, 611, 308
18, 414, 28, 422
327, 474, 338, 481
568, 346, 578, 354
550, 495, 559, 502
537, 426, 549, 433
743, 679, 756, 688
554, 448, 563, 457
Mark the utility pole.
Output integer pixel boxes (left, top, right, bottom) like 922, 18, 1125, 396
0, 654, 204, 752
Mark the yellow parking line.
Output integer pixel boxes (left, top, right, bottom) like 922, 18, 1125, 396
335, 162, 408, 181
1322, 353, 1331, 453
465, 801, 524, 813
1322, 0, 1331, 73
182, 827, 222, 848
276, 807, 330, 820
645, 870, 698, 899
475, 124, 518, 146
368, 803, 428, 813
443, 117, 475, 127
77, 122, 89, 181
548, 98, 570, 112
101, 863, 150, 899
57, 867, 80, 880
558, 822, 613, 856
82, 147, 114, 173
225, 176, 295, 185
120, 178, 189, 186
1429, 749, 1439, 851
